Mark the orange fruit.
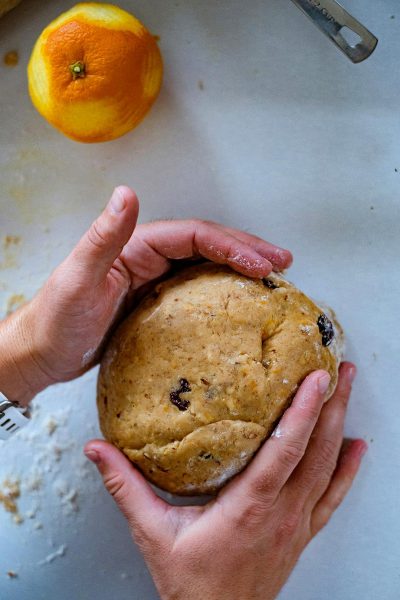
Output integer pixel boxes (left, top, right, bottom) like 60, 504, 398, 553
27, 3, 163, 143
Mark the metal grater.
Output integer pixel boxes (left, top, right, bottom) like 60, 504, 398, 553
291, 0, 378, 63
0, 394, 30, 440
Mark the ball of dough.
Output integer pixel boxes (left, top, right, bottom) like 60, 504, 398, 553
97, 264, 344, 495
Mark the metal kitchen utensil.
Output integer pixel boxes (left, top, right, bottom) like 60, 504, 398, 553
291, 0, 378, 63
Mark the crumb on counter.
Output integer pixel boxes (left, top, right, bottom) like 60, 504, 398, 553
0, 235, 22, 271
3, 50, 19, 67
2, 235, 21, 249
7, 570, 18, 579
0, 479, 20, 514
5, 293, 26, 315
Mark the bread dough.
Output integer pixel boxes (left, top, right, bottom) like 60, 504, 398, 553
97, 264, 344, 495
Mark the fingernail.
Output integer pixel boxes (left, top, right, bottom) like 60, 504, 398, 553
108, 188, 126, 214
318, 372, 331, 394
277, 248, 293, 266
356, 440, 368, 459
348, 365, 357, 384
84, 449, 101, 464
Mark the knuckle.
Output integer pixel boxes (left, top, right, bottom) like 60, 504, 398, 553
276, 510, 302, 543
328, 485, 348, 512
248, 468, 280, 499
303, 401, 322, 422
318, 438, 339, 470
314, 508, 331, 533
334, 380, 351, 407
103, 471, 129, 503
87, 220, 109, 250
280, 439, 305, 467
234, 500, 268, 528
337, 390, 350, 409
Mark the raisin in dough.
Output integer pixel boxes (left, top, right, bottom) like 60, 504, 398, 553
97, 264, 344, 495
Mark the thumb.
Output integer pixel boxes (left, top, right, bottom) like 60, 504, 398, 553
84, 439, 168, 538
67, 186, 139, 286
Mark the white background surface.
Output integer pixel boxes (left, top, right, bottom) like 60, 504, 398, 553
0, 0, 399, 598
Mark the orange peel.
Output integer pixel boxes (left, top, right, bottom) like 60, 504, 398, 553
27, 3, 163, 143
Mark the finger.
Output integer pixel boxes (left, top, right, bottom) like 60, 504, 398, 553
215, 225, 293, 271
120, 219, 274, 287
67, 186, 139, 287
288, 362, 356, 504
310, 438, 367, 537
84, 440, 168, 537
231, 370, 331, 504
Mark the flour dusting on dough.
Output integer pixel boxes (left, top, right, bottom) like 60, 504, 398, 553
81, 348, 96, 367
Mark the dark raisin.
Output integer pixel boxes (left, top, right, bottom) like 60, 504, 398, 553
170, 391, 190, 411
169, 378, 192, 411
317, 313, 335, 347
179, 378, 191, 393
103, 396, 108, 407
116, 412, 121, 419
262, 278, 278, 289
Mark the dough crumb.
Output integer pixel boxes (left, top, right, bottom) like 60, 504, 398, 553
7, 570, 18, 579
0, 479, 20, 513
3, 50, 19, 67
2, 235, 21, 249
5, 293, 26, 315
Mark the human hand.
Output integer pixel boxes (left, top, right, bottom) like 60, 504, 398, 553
85, 363, 367, 600
0, 186, 292, 405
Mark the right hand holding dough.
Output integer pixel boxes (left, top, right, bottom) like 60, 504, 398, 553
85, 363, 367, 600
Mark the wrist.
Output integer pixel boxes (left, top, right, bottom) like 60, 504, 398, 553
0, 302, 55, 407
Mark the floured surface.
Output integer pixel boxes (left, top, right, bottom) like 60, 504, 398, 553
98, 264, 343, 494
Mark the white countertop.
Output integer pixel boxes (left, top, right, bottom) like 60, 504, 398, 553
0, 1, 399, 598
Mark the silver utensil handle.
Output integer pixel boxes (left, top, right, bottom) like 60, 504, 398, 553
291, 0, 378, 63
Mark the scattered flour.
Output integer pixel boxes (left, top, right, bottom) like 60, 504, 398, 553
38, 544, 67, 566
300, 325, 312, 334
43, 417, 58, 436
